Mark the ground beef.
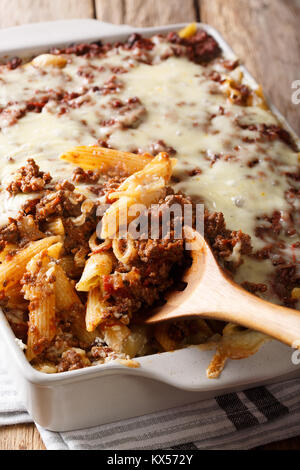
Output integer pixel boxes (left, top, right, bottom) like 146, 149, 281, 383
34, 188, 85, 221
230, 82, 251, 106
6, 57, 22, 70
63, 218, 96, 254
16, 214, 45, 246
150, 140, 177, 156
0, 218, 19, 244
100, 192, 193, 320
108, 96, 147, 129
89, 175, 126, 197
241, 281, 268, 294
255, 210, 296, 239
167, 30, 221, 64
237, 122, 298, 152
272, 264, 300, 307
126, 33, 155, 51
50, 42, 106, 57
57, 349, 85, 372
89, 344, 114, 360
204, 210, 252, 267
99, 75, 123, 95
72, 167, 101, 183
260, 124, 298, 151
6, 159, 52, 194
188, 167, 202, 176
0, 103, 26, 128
0, 214, 45, 247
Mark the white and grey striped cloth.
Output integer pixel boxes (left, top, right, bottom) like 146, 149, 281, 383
1, 361, 300, 450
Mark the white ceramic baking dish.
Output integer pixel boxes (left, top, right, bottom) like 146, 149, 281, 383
0, 19, 299, 432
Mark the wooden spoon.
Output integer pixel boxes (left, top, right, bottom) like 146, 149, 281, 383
145, 226, 300, 347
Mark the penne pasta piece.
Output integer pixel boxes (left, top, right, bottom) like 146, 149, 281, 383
292, 288, 300, 300
55, 264, 98, 344
223, 75, 253, 106
101, 153, 176, 239
178, 22, 197, 39
60, 146, 153, 174
5, 282, 28, 310
110, 153, 175, 199
23, 256, 57, 362
101, 321, 131, 354
0, 236, 60, 292
30, 54, 67, 68
86, 286, 110, 332
76, 252, 114, 292
254, 85, 269, 110
122, 325, 149, 358
47, 242, 63, 260
0, 242, 18, 263
55, 264, 81, 311
45, 217, 65, 236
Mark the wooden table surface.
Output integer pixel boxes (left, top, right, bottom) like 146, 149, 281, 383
0, 0, 299, 451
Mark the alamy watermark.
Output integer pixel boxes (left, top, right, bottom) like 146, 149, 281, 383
291, 340, 300, 365
96, 202, 205, 249
291, 80, 300, 105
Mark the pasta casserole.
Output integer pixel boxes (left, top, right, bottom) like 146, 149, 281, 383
0, 24, 298, 377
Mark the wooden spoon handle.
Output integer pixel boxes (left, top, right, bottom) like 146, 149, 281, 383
192, 278, 300, 347
146, 227, 300, 347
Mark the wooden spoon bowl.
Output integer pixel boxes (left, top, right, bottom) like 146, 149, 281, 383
145, 226, 300, 347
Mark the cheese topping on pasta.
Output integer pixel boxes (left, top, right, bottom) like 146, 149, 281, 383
0, 28, 299, 376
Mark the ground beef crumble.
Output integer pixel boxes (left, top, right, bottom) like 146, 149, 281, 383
204, 210, 252, 269
57, 349, 86, 372
6, 159, 52, 194
167, 30, 221, 64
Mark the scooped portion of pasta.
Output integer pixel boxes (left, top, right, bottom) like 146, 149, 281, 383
0, 147, 268, 377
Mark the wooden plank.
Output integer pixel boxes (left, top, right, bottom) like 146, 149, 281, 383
0, 0, 94, 28
95, 0, 197, 25
95, 0, 125, 24
200, 0, 300, 134
0, 424, 45, 450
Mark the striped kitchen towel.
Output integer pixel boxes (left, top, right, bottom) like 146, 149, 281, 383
1, 361, 300, 449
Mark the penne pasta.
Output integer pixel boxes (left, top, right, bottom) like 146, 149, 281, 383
101, 153, 176, 239
23, 255, 57, 362
76, 252, 114, 292
178, 22, 197, 39
45, 217, 65, 236
30, 54, 67, 68
47, 242, 63, 260
60, 146, 153, 174
101, 321, 131, 354
0, 242, 18, 263
55, 264, 98, 344
0, 236, 60, 292
5, 282, 28, 310
121, 325, 149, 358
55, 264, 81, 311
86, 285, 110, 332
